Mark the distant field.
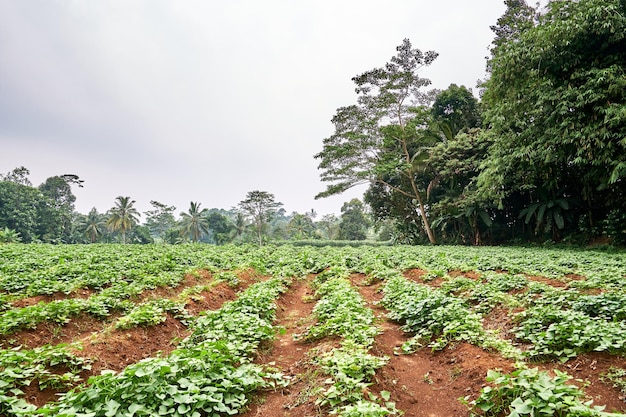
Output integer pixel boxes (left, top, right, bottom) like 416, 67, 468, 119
1, 244, 625, 416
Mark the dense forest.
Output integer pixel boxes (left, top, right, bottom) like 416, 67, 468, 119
315, 0, 626, 246
1, 0, 625, 246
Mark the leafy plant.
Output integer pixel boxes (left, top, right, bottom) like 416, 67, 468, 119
467, 368, 619, 417
600, 367, 626, 403
114, 299, 188, 330
514, 306, 626, 360
298, 277, 378, 346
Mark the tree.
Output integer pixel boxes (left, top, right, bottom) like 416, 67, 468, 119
316, 214, 340, 240
144, 200, 177, 241
431, 84, 481, 137
0, 180, 51, 242
38, 174, 83, 243
179, 201, 209, 243
315, 39, 439, 243
339, 199, 370, 240
238, 191, 283, 246
478, 0, 626, 241
231, 212, 248, 240
206, 211, 234, 245
489, 0, 536, 52
424, 128, 495, 245
0, 166, 32, 186
287, 213, 314, 239
107, 196, 140, 244
78, 207, 107, 243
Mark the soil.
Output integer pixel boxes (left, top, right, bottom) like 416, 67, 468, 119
6, 270, 626, 416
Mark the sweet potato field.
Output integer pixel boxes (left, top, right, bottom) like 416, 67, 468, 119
1, 244, 625, 416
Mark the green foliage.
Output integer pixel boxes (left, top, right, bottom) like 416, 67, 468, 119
468, 368, 617, 417
315, 39, 439, 244
115, 299, 188, 330
299, 278, 378, 346
314, 343, 398, 416
0, 180, 62, 243
431, 84, 481, 136
178, 201, 209, 243
0, 228, 21, 243
143, 200, 177, 242
600, 367, 626, 403
40, 278, 288, 417
383, 275, 486, 351
238, 191, 283, 246
0, 344, 92, 416
478, 0, 626, 243
338, 199, 370, 241
571, 293, 626, 321
107, 196, 141, 244
514, 306, 626, 360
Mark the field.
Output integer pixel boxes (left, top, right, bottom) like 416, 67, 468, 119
1, 243, 625, 417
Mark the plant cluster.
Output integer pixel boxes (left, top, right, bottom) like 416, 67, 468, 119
601, 367, 626, 403
514, 306, 626, 360
0, 344, 92, 416
299, 277, 378, 346
114, 299, 189, 330
467, 368, 622, 417
314, 343, 397, 417
300, 275, 398, 416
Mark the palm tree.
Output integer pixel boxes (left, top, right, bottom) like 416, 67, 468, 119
287, 213, 314, 239
78, 207, 107, 243
179, 201, 209, 243
107, 196, 140, 244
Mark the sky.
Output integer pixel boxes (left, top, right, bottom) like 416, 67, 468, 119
0, 0, 507, 218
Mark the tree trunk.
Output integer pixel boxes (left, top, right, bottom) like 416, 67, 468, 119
408, 176, 437, 244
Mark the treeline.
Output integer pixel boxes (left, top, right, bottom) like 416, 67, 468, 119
315, 0, 626, 246
0, 168, 375, 245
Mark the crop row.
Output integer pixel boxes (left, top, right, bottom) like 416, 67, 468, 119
2, 277, 289, 417
300, 270, 398, 416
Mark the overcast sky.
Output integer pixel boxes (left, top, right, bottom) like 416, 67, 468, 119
0, 0, 506, 218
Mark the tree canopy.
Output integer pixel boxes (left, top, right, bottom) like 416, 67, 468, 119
315, 39, 439, 243
238, 191, 283, 246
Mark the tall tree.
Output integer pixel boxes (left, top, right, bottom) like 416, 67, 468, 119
431, 84, 481, 137
107, 196, 140, 244
38, 174, 83, 243
339, 199, 370, 240
179, 201, 209, 243
316, 214, 340, 240
489, 0, 536, 52
206, 211, 233, 245
0, 181, 41, 242
315, 39, 439, 243
78, 208, 107, 243
144, 200, 177, 241
238, 191, 283, 246
231, 212, 248, 240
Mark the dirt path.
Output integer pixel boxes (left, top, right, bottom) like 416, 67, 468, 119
239, 275, 323, 417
